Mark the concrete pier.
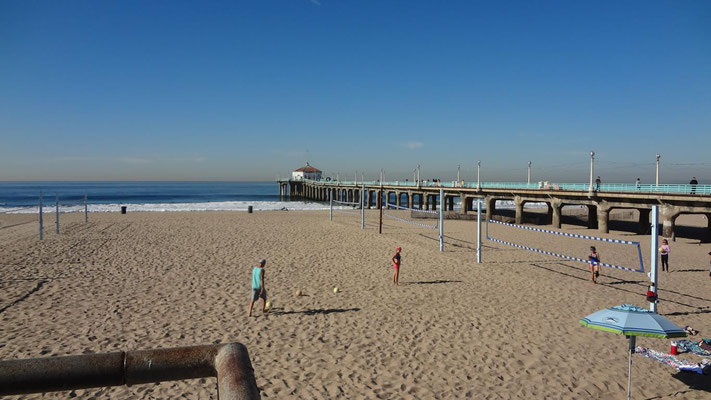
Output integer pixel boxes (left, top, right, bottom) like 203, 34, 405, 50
279, 179, 711, 239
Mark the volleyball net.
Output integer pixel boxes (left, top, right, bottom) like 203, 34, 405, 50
332, 199, 361, 215
486, 219, 645, 273
384, 202, 439, 229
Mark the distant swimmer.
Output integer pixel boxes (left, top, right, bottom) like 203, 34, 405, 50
392, 246, 402, 286
248, 259, 268, 317
588, 246, 601, 284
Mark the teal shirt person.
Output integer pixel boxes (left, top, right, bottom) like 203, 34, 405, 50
252, 266, 263, 290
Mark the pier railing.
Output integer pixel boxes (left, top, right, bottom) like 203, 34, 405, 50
295, 179, 711, 195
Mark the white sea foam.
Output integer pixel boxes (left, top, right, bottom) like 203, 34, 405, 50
0, 201, 333, 214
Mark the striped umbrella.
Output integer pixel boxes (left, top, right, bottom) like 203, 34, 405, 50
579, 304, 686, 400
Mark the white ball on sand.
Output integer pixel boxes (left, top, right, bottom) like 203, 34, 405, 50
333, 287, 339, 293
265, 301, 272, 309
295, 290, 302, 297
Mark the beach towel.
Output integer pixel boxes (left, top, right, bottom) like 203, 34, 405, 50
635, 346, 711, 375
676, 339, 711, 357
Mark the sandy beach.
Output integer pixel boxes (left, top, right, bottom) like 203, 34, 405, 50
1, 209, 711, 399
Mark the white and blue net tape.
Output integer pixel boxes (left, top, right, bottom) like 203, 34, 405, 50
333, 200, 360, 214
384, 202, 438, 229
486, 219, 644, 273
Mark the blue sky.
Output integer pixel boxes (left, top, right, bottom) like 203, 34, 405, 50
1, 1, 710, 182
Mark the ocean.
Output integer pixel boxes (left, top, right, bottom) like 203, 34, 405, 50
0, 181, 328, 213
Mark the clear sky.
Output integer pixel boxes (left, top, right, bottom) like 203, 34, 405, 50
1, 1, 710, 183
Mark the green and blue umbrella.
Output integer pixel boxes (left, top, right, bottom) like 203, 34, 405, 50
579, 304, 686, 400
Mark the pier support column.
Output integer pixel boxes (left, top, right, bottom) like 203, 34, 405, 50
461, 195, 469, 215
448, 196, 454, 211
597, 204, 611, 234
587, 205, 598, 229
551, 200, 563, 229
417, 193, 423, 209
485, 196, 496, 221
424, 194, 430, 210
432, 194, 437, 211
638, 208, 650, 234
514, 196, 524, 225
660, 205, 679, 240
407, 193, 413, 208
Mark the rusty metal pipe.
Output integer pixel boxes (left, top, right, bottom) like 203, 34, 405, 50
0, 343, 260, 399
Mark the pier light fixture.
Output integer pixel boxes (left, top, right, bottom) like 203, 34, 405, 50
588, 151, 595, 193
476, 160, 481, 190
457, 164, 461, 182
655, 154, 661, 186
527, 161, 532, 185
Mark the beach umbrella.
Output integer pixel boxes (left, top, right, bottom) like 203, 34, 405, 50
579, 304, 686, 400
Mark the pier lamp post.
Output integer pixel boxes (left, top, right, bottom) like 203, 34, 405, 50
476, 161, 481, 190
417, 164, 421, 188
588, 151, 595, 193
527, 161, 532, 185
655, 154, 661, 187
457, 164, 461, 182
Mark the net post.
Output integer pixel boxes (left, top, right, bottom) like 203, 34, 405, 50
361, 183, 365, 229
55, 194, 59, 234
477, 199, 482, 263
39, 192, 43, 240
84, 191, 88, 223
378, 190, 383, 234
439, 188, 444, 251
649, 206, 659, 312
329, 197, 333, 221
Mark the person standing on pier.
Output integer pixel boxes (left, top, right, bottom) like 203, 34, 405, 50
595, 176, 601, 192
636, 178, 641, 190
392, 247, 402, 286
690, 177, 698, 194
660, 239, 671, 272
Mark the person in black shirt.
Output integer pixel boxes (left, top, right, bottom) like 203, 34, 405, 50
690, 177, 698, 194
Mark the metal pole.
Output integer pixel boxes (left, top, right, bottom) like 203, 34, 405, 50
650, 205, 659, 312
439, 188, 444, 252
588, 151, 595, 193
627, 336, 636, 400
527, 161, 531, 185
55, 194, 59, 234
0, 343, 260, 400
417, 165, 420, 188
457, 164, 460, 182
655, 154, 660, 186
329, 197, 333, 221
477, 199, 482, 263
476, 161, 481, 191
361, 183, 365, 229
38, 192, 43, 240
84, 191, 88, 223
379, 179, 383, 234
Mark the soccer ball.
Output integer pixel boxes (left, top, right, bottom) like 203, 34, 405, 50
333, 287, 339, 293
265, 301, 272, 309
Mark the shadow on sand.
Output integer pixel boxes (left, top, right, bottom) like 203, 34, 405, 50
271, 307, 360, 316
405, 280, 462, 285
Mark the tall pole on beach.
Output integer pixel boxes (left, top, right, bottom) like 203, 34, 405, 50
361, 182, 365, 229
329, 197, 333, 221
527, 161, 531, 185
378, 173, 383, 234
439, 188, 444, 252
588, 151, 595, 193
655, 154, 660, 187
650, 206, 659, 312
55, 194, 59, 234
477, 161, 482, 189
476, 199, 482, 263
84, 191, 88, 223
38, 192, 43, 240
417, 164, 420, 188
